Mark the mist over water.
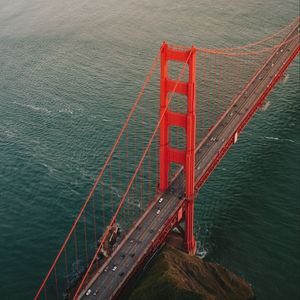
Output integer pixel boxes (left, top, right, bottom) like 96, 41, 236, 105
0, 1, 299, 299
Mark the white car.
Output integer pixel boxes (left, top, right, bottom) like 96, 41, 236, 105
86, 289, 92, 296
158, 197, 163, 203
112, 266, 117, 272
156, 209, 161, 215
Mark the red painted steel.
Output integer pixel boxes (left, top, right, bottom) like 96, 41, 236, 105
184, 46, 197, 254
159, 42, 169, 191
159, 43, 196, 254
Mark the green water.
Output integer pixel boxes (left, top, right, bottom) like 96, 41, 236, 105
0, 1, 299, 299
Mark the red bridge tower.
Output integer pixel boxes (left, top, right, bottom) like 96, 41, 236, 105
159, 42, 197, 254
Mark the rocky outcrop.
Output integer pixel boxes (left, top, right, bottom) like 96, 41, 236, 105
127, 244, 255, 300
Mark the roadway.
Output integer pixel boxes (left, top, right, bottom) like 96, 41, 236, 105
79, 21, 299, 300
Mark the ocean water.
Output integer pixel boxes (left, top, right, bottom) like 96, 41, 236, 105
0, 1, 299, 299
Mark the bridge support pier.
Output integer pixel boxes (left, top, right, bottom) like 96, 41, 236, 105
185, 197, 196, 254
159, 42, 197, 255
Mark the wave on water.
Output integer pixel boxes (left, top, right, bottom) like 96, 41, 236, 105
59, 108, 73, 114
284, 139, 296, 143
0, 129, 15, 139
196, 246, 208, 259
265, 136, 279, 140
41, 162, 56, 174
282, 73, 289, 83
13, 101, 51, 114
265, 136, 296, 143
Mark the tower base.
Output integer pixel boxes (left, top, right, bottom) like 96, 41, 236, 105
185, 237, 197, 255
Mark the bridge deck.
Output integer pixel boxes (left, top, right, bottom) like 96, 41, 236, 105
79, 23, 299, 300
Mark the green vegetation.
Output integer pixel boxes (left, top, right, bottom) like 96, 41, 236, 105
127, 244, 254, 300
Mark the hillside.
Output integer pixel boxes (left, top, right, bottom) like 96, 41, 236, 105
127, 244, 255, 300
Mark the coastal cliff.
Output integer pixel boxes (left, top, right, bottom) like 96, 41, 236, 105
127, 244, 255, 300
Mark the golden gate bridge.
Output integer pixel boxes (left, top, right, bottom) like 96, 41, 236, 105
34, 17, 299, 300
